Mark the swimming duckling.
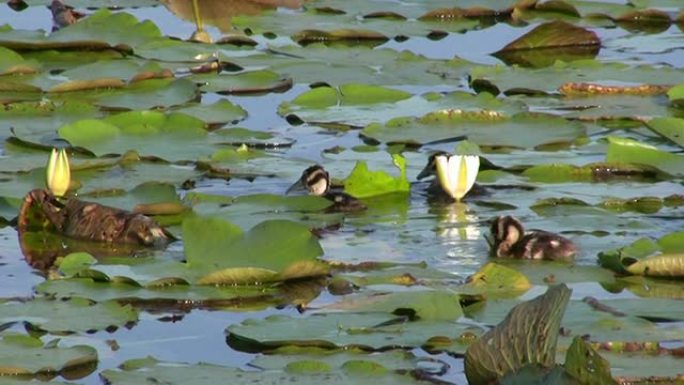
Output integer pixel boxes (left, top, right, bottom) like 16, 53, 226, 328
487, 215, 576, 260
287, 165, 366, 213
417, 152, 485, 201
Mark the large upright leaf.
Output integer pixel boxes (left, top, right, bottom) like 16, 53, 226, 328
344, 154, 410, 198
464, 284, 572, 385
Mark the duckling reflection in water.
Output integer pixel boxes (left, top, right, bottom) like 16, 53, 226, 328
486, 215, 577, 260
417, 152, 485, 202
286, 165, 366, 213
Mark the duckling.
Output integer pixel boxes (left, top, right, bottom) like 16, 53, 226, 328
287, 165, 366, 213
487, 215, 576, 260
417, 152, 486, 201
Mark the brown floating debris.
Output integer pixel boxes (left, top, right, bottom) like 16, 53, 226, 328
559, 82, 672, 96
582, 296, 625, 317
19, 189, 174, 247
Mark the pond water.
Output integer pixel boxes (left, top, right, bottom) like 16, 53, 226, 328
0, 1, 683, 384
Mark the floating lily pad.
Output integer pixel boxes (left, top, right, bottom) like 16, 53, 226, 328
606, 136, 684, 176
227, 312, 481, 352
101, 356, 432, 385
183, 217, 324, 282
189, 193, 340, 231
362, 111, 584, 148
646, 117, 684, 149
323, 290, 463, 321
470, 60, 683, 94
668, 84, 684, 107
281, 90, 524, 128
0, 46, 39, 75
0, 10, 162, 50
0, 333, 97, 378
494, 21, 600, 67
0, 297, 137, 333
57, 111, 214, 161
189, 69, 292, 95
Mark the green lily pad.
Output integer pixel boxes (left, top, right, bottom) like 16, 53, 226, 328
667, 84, 684, 107
0, 297, 137, 333
101, 356, 432, 385
564, 337, 617, 385
288, 83, 411, 111
190, 69, 292, 95
53, 78, 198, 110
460, 262, 532, 297
0, 333, 97, 378
250, 349, 422, 372
646, 117, 684, 149
324, 290, 463, 321
171, 99, 247, 125
361, 111, 584, 148
606, 136, 684, 176
469, 60, 683, 94
189, 193, 340, 231
248, 45, 475, 87
522, 162, 664, 183
227, 312, 482, 352
0, 46, 39, 75
57, 111, 215, 161
35, 276, 282, 306
494, 21, 600, 67
281, 89, 524, 128
0, 100, 99, 144
0, 9, 161, 50
56, 252, 98, 276
183, 217, 323, 280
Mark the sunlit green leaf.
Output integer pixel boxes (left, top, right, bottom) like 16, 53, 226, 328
344, 154, 410, 198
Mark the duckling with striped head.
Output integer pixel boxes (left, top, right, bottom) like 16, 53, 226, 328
287, 165, 366, 212
487, 215, 577, 260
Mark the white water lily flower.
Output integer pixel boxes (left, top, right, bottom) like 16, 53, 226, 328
434, 154, 480, 202
46, 148, 71, 197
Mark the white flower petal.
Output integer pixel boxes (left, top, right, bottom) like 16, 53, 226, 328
434, 154, 480, 201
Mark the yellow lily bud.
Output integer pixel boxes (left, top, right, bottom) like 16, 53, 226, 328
46, 148, 71, 197
435, 154, 480, 202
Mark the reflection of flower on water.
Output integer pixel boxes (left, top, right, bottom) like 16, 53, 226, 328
436, 202, 481, 241
434, 203, 483, 269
